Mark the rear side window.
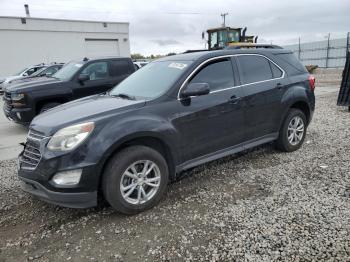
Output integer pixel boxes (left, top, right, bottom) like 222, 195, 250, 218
270, 62, 283, 78
189, 59, 234, 91
109, 60, 134, 76
274, 53, 307, 76
237, 55, 273, 84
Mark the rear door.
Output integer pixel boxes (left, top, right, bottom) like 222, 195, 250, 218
173, 58, 245, 162
235, 54, 287, 141
73, 61, 114, 98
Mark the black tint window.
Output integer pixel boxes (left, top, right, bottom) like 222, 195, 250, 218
270, 62, 283, 78
109, 60, 134, 76
189, 60, 234, 91
237, 56, 273, 84
275, 53, 307, 76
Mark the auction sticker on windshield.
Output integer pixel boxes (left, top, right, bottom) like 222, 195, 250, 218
75, 64, 83, 68
168, 63, 188, 70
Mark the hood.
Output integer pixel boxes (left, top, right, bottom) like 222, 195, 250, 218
4, 75, 22, 83
31, 94, 146, 134
4, 77, 63, 93
5, 75, 42, 86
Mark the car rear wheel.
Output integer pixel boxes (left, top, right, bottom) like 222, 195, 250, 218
102, 146, 169, 214
276, 109, 307, 152
39, 102, 61, 114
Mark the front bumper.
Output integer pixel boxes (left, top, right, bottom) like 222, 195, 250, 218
19, 176, 97, 208
17, 135, 101, 209
3, 105, 33, 125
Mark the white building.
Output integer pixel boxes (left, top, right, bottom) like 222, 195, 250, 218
0, 15, 130, 76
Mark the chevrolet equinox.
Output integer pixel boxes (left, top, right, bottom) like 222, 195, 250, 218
18, 48, 315, 214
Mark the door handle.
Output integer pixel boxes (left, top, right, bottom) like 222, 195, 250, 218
276, 83, 283, 89
229, 95, 241, 104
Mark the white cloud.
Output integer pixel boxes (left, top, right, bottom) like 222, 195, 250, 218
0, 0, 349, 55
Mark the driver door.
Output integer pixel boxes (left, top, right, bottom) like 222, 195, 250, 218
172, 58, 245, 162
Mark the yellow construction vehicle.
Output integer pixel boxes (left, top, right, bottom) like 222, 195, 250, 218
206, 27, 258, 50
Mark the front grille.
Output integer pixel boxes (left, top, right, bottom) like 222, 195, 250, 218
4, 101, 11, 113
20, 129, 46, 170
3, 92, 12, 113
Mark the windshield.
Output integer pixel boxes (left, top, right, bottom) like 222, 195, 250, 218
15, 68, 28, 76
110, 60, 191, 99
53, 62, 83, 80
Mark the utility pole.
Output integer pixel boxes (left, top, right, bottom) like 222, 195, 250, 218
325, 33, 330, 68
298, 37, 301, 60
221, 13, 228, 27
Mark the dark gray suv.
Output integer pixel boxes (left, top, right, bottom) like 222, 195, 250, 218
18, 47, 315, 214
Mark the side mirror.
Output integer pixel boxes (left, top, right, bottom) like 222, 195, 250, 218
78, 74, 89, 83
181, 83, 210, 98
22, 72, 28, 76
45, 72, 53, 77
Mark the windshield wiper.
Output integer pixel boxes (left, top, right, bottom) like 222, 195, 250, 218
111, 93, 136, 100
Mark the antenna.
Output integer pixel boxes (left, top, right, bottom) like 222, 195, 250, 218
221, 13, 228, 27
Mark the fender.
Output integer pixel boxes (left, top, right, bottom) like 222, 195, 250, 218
90, 114, 182, 177
278, 83, 313, 128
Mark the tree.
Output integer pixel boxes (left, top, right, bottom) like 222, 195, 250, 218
131, 53, 145, 60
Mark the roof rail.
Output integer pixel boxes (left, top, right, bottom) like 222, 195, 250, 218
183, 49, 208, 54
225, 43, 283, 49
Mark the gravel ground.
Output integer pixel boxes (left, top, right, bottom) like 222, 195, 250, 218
0, 92, 349, 261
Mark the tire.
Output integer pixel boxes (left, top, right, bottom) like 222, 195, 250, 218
102, 145, 169, 215
39, 102, 61, 114
276, 109, 307, 152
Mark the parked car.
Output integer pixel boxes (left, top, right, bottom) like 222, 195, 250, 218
0, 64, 64, 93
5, 63, 64, 86
0, 64, 47, 94
3, 57, 135, 125
17, 48, 315, 214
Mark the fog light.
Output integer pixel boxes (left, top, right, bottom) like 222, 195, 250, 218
16, 112, 21, 120
52, 169, 82, 186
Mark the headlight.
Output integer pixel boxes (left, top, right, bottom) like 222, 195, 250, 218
11, 93, 25, 101
47, 122, 95, 151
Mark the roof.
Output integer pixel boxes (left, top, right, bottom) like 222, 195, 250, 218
70, 56, 129, 63
0, 15, 129, 25
207, 27, 242, 32
157, 48, 293, 62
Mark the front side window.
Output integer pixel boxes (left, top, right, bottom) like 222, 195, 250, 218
237, 55, 274, 84
189, 59, 235, 92
80, 62, 109, 80
209, 32, 218, 49
110, 60, 191, 99
217, 30, 228, 48
24, 67, 41, 76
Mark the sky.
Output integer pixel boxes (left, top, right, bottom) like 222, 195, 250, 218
0, 0, 349, 55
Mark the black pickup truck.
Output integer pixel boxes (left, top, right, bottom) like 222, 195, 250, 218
3, 57, 135, 125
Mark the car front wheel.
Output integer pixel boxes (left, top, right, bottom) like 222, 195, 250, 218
102, 145, 169, 214
276, 109, 307, 152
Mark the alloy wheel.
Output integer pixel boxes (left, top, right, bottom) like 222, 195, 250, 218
120, 160, 161, 205
287, 116, 305, 146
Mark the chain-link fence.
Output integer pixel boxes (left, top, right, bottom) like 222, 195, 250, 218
283, 33, 350, 68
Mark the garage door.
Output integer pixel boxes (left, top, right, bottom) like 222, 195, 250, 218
84, 39, 120, 57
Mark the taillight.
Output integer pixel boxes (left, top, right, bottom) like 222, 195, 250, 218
308, 75, 315, 91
